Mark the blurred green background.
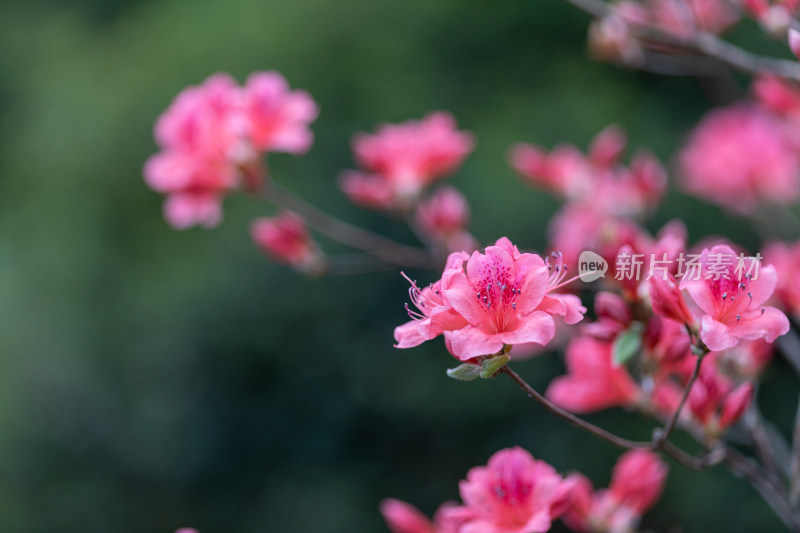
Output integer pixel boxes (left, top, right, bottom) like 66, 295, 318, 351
0, 0, 798, 531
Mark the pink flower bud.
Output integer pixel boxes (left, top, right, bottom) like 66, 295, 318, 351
753, 74, 800, 115
380, 499, 438, 533
649, 273, 695, 326
250, 212, 321, 271
719, 381, 754, 429
416, 186, 471, 241
743, 0, 769, 17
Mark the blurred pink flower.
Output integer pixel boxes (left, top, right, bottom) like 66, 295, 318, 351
250, 212, 321, 271
341, 112, 474, 210
679, 245, 789, 351
582, 292, 633, 341
443, 447, 569, 533
546, 336, 640, 413
762, 240, 800, 318
145, 71, 317, 229
416, 186, 479, 253
511, 126, 665, 217
686, 354, 754, 434
242, 71, 318, 154
145, 74, 245, 229
380, 499, 465, 533
679, 105, 800, 214
562, 450, 668, 533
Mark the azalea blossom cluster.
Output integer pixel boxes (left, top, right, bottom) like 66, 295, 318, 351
145, 55, 800, 529
144, 72, 318, 229
381, 447, 667, 533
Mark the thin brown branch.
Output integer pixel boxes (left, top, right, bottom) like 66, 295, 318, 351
259, 182, 438, 270
500, 365, 651, 450
654, 352, 705, 446
744, 397, 784, 484
725, 447, 800, 531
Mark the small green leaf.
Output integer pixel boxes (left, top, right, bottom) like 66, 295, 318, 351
480, 354, 511, 378
447, 363, 481, 381
612, 324, 643, 367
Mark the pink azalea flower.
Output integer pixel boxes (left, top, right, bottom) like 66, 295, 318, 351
679, 244, 790, 351
394, 252, 471, 349
442, 239, 585, 360
642, 316, 693, 375
762, 240, 800, 318
679, 105, 800, 214
686, 354, 754, 434
753, 74, 800, 117
250, 212, 322, 272
443, 447, 569, 533
145, 74, 245, 229
509, 142, 588, 198
546, 336, 640, 413
241, 71, 318, 154
395, 239, 585, 360
648, 273, 695, 326
380, 499, 465, 533
563, 450, 668, 533
416, 186, 479, 253
510, 126, 666, 217
145, 72, 318, 229
341, 112, 474, 210
582, 292, 633, 341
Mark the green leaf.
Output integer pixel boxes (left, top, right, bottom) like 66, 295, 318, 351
446, 363, 481, 381
612, 324, 643, 367
480, 354, 510, 378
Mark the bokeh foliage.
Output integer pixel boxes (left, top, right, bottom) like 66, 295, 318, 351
0, 0, 795, 531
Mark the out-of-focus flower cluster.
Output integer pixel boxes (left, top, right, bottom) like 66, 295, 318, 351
382, 447, 667, 533
144, 72, 318, 229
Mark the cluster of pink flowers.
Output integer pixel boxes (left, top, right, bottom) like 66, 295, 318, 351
394, 238, 586, 361
144, 72, 318, 229
382, 447, 667, 533
510, 126, 667, 273
679, 103, 800, 214
542, 243, 786, 438
340, 112, 474, 212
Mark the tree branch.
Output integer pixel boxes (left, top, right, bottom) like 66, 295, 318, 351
259, 182, 438, 270
563, 0, 800, 80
